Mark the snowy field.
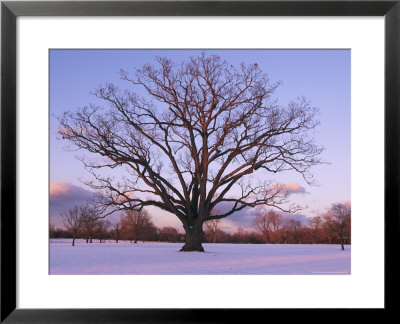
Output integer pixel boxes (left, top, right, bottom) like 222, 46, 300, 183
50, 239, 351, 275
49, 239, 351, 275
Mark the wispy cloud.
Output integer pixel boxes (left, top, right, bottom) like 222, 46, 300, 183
272, 182, 307, 194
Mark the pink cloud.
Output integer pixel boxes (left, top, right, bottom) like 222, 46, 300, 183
272, 182, 307, 195
50, 181, 94, 202
49, 181, 69, 199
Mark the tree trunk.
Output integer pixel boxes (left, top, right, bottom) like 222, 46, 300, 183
265, 231, 270, 244
180, 226, 204, 252
72, 235, 75, 247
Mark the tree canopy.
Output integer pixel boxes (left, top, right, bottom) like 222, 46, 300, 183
58, 54, 323, 251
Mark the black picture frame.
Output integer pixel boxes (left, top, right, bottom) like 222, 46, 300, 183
1, 0, 399, 322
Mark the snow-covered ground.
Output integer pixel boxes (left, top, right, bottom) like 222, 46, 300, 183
49, 239, 351, 275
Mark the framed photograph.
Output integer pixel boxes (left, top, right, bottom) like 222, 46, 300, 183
1, 0, 399, 322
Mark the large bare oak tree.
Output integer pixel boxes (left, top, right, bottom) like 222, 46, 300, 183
58, 54, 323, 251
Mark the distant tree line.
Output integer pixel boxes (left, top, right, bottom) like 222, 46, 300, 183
52, 207, 184, 245
248, 203, 351, 250
51, 203, 350, 249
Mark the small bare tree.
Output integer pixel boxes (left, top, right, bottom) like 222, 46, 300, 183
235, 227, 249, 243
324, 203, 351, 250
97, 219, 111, 243
80, 206, 101, 243
310, 216, 322, 244
253, 211, 272, 243
140, 214, 156, 242
122, 209, 150, 243
204, 219, 221, 243
61, 206, 84, 246
269, 212, 283, 232
112, 218, 122, 243
159, 226, 180, 242
252, 210, 284, 243
283, 218, 302, 243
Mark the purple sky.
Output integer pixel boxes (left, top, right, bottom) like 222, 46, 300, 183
50, 49, 350, 231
